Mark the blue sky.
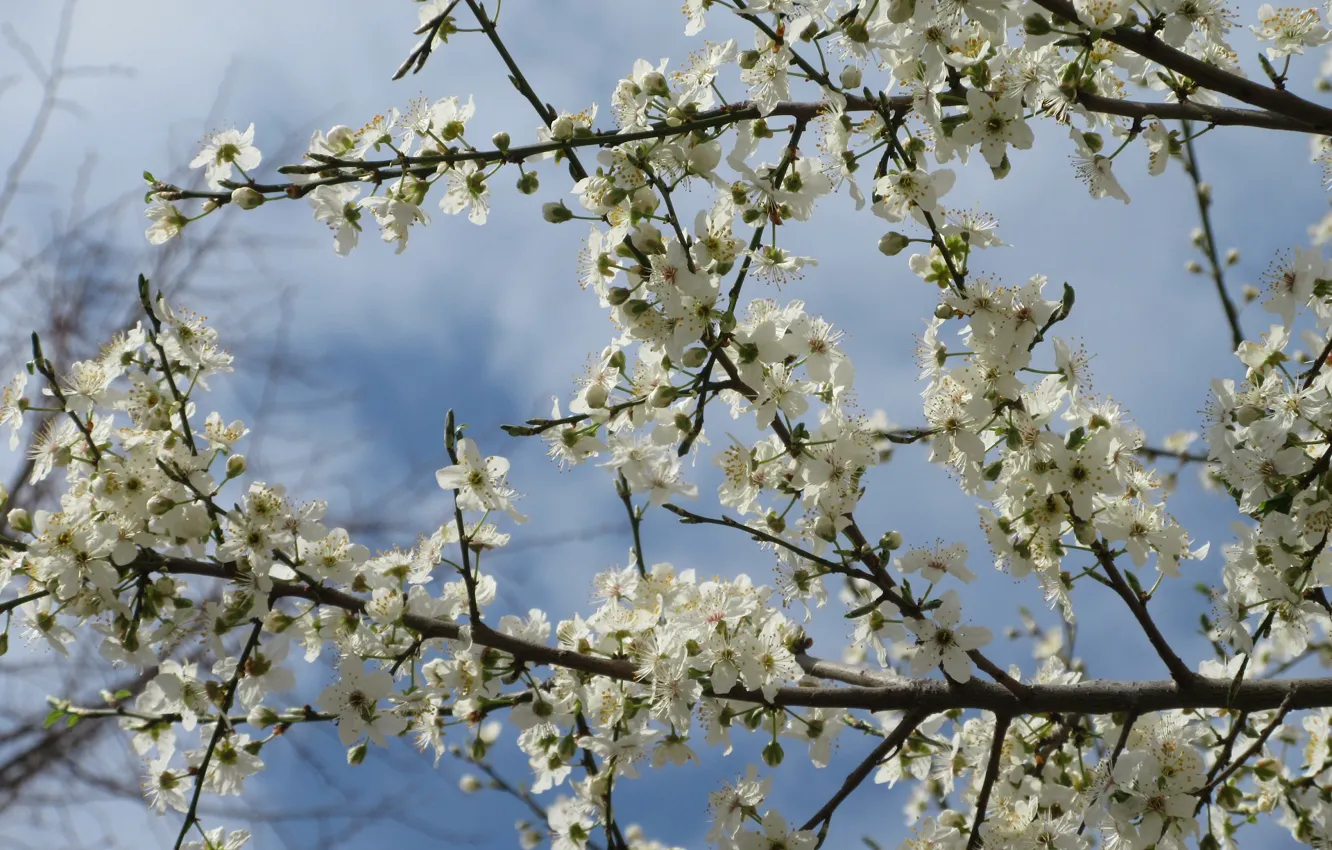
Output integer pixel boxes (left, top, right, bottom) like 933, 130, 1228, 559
1, 1, 1330, 848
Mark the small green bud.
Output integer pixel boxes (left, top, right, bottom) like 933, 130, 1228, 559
347, 742, 367, 765
845, 20, 870, 43
607, 287, 632, 306
491, 131, 511, 151
550, 115, 575, 141
1023, 13, 1051, 34
248, 706, 280, 728
762, 740, 785, 767
881, 530, 903, 551
517, 171, 540, 195
542, 201, 574, 223
557, 735, 578, 761
738, 50, 760, 70
650, 385, 677, 408
681, 347, 709, 369
813, 515, 838, 542
585, 383, 609, 410
879, 232, 910, 256
230, 187, 264, 210
9, 508, 33, 534
1081, 132, 1103, 153
641, 71, 670, 97
226, 454, 247, 479
147, 495, 174, 516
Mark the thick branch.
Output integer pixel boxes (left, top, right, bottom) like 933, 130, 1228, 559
117, 553, 1332, 716
1031, 0, 1332, 133
1069, 90, 1322, 134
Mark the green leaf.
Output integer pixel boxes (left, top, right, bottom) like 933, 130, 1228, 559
43, 708, 64, 729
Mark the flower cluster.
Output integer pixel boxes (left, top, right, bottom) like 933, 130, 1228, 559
6, 0, 1332, 848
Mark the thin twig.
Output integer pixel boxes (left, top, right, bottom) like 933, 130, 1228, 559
966, 713, 1013, 850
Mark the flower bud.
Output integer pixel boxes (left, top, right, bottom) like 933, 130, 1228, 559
641, 71, 669, 97
1225, 248, 1239, 265
441, 120, 467, 141
542, 201, 574, 223
844, 20, 870, 43
585, 383, 609, 410
765, 511, 786, 535
459, 774, 483, 793
887, 0, 916, 23
880, 530, 903, 551
1186, 260, 1203, 274
226, 454, 247, 479
201, 200, 219, 214
681, 347, 709, 369
934, 304, 956, 320
248, 705, 280, 728
738, 50, 760, 70
1197, 182, 1211, 205
1190, 227, 1205, 248
550, 115, 575, 141
557, 735, 578, 762
650, 385, 677, 408
1023, 13, 1051, 34
517, 171, 540, 195
813, 515, 837, 542
879, 232, 910, 256
230, 187, 264, 210
1242, 284, 1259, 303
762, 740, 784, 767
839, 65, 863, 90
607, 287, 632, 306
1074, 519, 1097, 546
147, 495, 174, 516
347, 742, 367, 766
673, 412, 692, 433
8, 508, 32, 534
491, 131, 511, 151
